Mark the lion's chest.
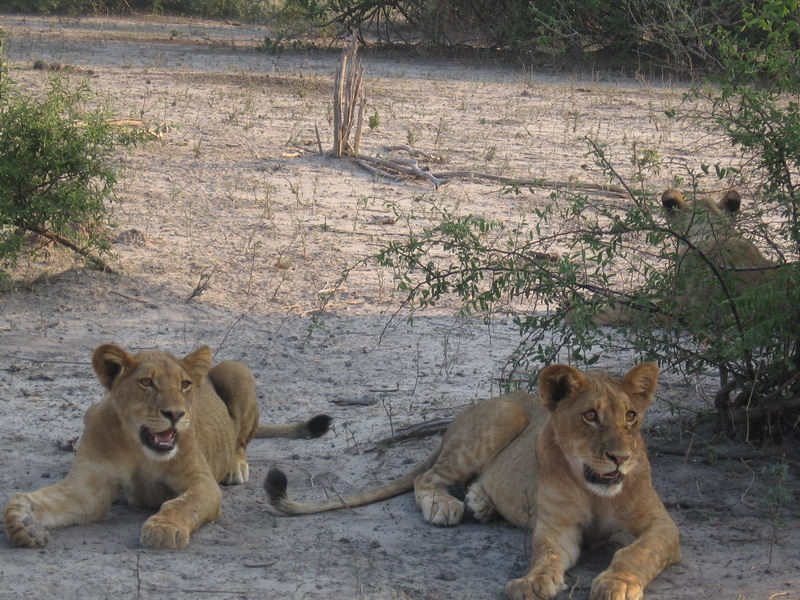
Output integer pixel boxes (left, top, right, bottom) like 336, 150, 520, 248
122, 464, 178, 508
585, 509, 626, 542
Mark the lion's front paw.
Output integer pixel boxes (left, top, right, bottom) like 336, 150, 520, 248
415, 489, 464, 526
223, 459, 250, 485
590, 571, 644, 600
4, 494, 49, 548
465, 483, 496, 522
140, 515, 190, 549
504, 573, 565, 600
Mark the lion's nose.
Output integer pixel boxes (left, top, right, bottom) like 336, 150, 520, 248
161, 410, 185, 424
606, 452, 629, 466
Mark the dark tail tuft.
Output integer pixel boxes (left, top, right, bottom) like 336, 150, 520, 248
306, 414, 332, 438
265, 467, 288, 502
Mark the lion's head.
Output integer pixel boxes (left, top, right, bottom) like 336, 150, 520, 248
538, 362, 659, 497
661, 188, 743, 248
660, 188, 776, 296
92, 344, 212, 461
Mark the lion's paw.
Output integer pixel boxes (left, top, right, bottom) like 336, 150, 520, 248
223, 459, 250, 485
504, 572, 566, 600
415, 490, 464, 526
140, 515, 190, 549
4, 494, 49, 548
465, 483, 496, 522
590, 571, 644, 600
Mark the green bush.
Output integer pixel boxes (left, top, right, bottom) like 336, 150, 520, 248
0, 73, 145, 278
3, 0, 768, 71
277, 0, 750, 68
376, 1, 800, 442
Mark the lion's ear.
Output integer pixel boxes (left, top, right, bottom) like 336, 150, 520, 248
661, 189, 686, 213
539, 364, 585, 411
719, 189, 741, 214
92, 344, 135, 390
622, 362, 659, 408
183, 345, 212, 381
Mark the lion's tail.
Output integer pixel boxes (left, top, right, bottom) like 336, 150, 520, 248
264, 449, 440, 515
254, 414, 332, 439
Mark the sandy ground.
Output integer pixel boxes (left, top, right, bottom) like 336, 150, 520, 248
0, 13, 798, 600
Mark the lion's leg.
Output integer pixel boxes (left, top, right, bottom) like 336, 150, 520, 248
207, 361, 259, 485
4, 467, 117, 548
589, 495, 681, 600
221, 447, 249, 485
140, 473, 222, 549
414, 395, 530, 527
505, 519, 582, 600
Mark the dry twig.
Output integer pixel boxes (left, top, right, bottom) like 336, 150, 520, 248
333, 39, 365, 157
363, 417, 453, 452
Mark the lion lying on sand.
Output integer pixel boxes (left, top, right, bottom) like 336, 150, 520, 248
266, 362, 680, 599
4, 343, 331, 549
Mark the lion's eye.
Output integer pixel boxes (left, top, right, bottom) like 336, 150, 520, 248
180, 380, 192, 391
625, 410, 637, 423
582, 409, 598, 424
138, 378, 153, 389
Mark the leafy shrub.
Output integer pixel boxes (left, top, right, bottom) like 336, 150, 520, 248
0, 73, 145, 278
376, 1, 800, 442
277, 0, 752, 68
4, 0, 766, 71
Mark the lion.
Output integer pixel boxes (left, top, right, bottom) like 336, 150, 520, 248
4, 343, 331, 550
265, 362, 680, 600
659, 187, 792, 336
592, 188, 781, 326
661, 188, 777, 293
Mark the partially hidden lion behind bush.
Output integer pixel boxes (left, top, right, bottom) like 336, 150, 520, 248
4, 343, 331, 549
594, 188, 784, 327
266, 362, 680, 600
662, 188, 777, 292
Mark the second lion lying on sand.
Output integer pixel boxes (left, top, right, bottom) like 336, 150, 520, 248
266, 362, 680, 600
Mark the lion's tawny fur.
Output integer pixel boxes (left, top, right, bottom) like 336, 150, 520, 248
266, 363, 680, 600
4, 344, 330, 549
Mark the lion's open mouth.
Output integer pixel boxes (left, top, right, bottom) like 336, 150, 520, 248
584, 464, 623, 486
140, 426, 178, 453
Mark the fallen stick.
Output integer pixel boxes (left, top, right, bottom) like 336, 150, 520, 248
363, 417, 453, 452
381, 145, 443, 162
433, 170, 627, 195
348, 153, 626, 196
353, 157, 399, 181
354, 154, 443, 187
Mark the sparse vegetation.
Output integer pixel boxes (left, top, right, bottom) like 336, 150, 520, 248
0, 70, 146, 279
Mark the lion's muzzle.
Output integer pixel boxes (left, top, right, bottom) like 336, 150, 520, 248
583, 464, 623, 486
140, 426, 178, 453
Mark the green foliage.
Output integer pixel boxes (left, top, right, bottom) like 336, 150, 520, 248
368, 109, 380, 130
5, 0, 776, 71
377, 179, 668, 380
273, 0, 752, 68
378, 133, 799, 441
0, 74, 145, 277
2, 0, 132, 13
149, 0, 273, 20
377, 0, 800, 441
277, 0, 539, 47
